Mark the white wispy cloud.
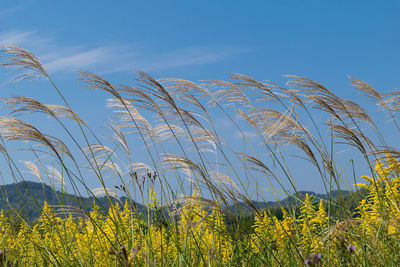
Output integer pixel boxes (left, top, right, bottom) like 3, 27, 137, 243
0, 6, 23, 19
235, 130, 259, 139
0, 30, 51, 47
0, 31, 133, 74
0, 30, 33, 44
44, 46, 132, 73
137, 46, 249, 72
215, 118, 234, 128
0, 30, 249, 75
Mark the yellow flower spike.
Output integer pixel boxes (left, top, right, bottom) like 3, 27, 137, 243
385, 152, 400, 172
274, 209, 295, 253
206, 207, 233, 263
15, 221, 36, 264
251, 211, 276, 254
123, 199, 130, 212
315, 199, 328, 228
354, 183, 369, 189
360, 175, 374, 184
0, 210, 9, 233
296, 194, 328, 254
375, 157, 389, 178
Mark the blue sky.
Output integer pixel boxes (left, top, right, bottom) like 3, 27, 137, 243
0, 1, 399, 199
1, 1, 399, 82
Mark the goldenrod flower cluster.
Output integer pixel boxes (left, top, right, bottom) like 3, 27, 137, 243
250, 155, 400, 265
251, 195, 328, 263
0, 156, 400, 265
0, 192, 233, 266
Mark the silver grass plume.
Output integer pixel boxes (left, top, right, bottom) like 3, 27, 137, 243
229, 73, 282, 103
207, 80, 251, 108
328, 122, 374, 156
106, 98, 154, 137
92, 187, 121, 203
0, 44, 48, 81
22, 160, 42, 183
108, 124, 130, 157
47, 165, 65, 185
151, 123, 188, 144
2, 96, 85, 125
0, 117, 73, 159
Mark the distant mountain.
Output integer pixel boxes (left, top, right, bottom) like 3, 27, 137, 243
0, 181, 145, 222
227, 190, 352, 214
0, 181, 359, 222
280, 189, 351, 205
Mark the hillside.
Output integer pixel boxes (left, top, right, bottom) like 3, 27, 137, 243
0, 181, 363, 222
0, 181, 145, 222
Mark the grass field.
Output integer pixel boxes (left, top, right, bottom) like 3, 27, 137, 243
0, 45, 399, 266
